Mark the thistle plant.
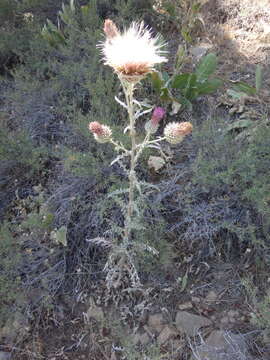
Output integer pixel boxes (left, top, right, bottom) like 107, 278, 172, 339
89, 20, 193, 290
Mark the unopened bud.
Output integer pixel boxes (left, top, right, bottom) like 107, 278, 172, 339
145, 107, 166, 134
104, 19, 119, 40
151, 107, 165, 125
89, 121, 112, 143
164, 122, 193, 144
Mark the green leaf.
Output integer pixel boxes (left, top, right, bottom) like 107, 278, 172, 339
232, 81, 256, 96
160, 87, 174, 102
227, 89, 246, 99
191, 2, 201, 12
150, 71, 164, 93
171, 73, 195, 89
162, 71, 170, 85
174, 95, 193, 111
255, 65, 263, 93
226, 119, 254, 132
196, 53, 218, 82
183, 73, 197, 99
197, 78, 223, 95
181, 28, 192, 43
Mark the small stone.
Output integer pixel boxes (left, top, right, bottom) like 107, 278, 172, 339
86, 297, 104, 323
193, 330, 249, 360
191, 296, 200, 303
133, 332, 150, 346
0, 352, 11, 360
0, 312, 30, 343
175, 311, 211, 336
190, 43, 213, 59
157, 325, 177, 345
206, 290, 218, 302
221, 316, 229, 324
178, 302, 193, 310
227, 310, 239, 318
148, 313, 166, 334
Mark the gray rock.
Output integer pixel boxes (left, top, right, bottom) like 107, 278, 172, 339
0, 352, 11, 360
157, 325, 177, 345
193, 330, 251, 360
148, 313, 166, 334
132, 331, 150, 346
175, 311, 211, 336
190, 43, 213, 59
178, 301, 193, 310
86, 297, 104, 323
0, 311, 30, 343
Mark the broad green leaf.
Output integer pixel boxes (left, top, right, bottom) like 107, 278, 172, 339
232, 81, 256, 96
196, 53, 218, 82
162, 71, 170, 86
183, 73, 197, 99
255, 65, 263, 93
150, 71, 164, 93
171, 73, 195, 89
160, 87, 174, 102
197, 78, 223, 95
174, 95, 193, 111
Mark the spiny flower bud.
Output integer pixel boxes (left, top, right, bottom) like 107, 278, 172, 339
89, 121, 112, 143
164, 121, 193, 144
104, 19, 119, 40
145, 107, 165, 134
152, 107, 166, 125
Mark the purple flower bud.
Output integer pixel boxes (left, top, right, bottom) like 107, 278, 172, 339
151, 107, 165, 125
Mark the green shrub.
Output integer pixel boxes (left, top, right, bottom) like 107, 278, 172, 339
0, 222, 21, 325
192, 116, 270, 252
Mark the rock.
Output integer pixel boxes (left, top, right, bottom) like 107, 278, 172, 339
0, 311, 30, 343
206, 290, 218, 303
0, 352, 11, 360
178, 301, 193, 310
86, 297, 104, 323
132, 332, 150, 346
190, 43, 213, 59
175, 311, 211, 336
193, 330, 250, 360
227, 310, 239, 319
148, 313, 166, 334
157, 325, 178, 345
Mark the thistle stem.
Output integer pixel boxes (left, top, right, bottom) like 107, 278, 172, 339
123, 82, 136, 242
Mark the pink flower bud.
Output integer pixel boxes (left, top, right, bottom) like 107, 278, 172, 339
151, 107, 166, 125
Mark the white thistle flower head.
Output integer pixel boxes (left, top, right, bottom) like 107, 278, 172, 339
101, 20, 167, 83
